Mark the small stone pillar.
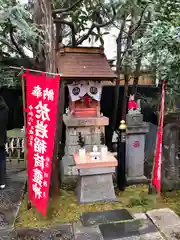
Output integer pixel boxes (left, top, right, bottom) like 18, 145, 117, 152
126, 113, 149, 184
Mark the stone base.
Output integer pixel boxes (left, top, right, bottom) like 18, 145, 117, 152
76, 168, 116, 203
63, 115, 109, 127
126, 175, 148, 185
126, 113, 143, 126
161, 178, 180, 192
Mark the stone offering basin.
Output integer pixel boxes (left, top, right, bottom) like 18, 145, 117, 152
73, 152, 118, 169
73, 152, 118, 203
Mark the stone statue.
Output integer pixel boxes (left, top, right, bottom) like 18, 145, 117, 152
128, 94, 141, 114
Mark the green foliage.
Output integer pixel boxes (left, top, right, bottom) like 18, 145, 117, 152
0, 1, 43, 49
0, 0, 43, 86
132, 0, 180, 112
53, 0, 116, 46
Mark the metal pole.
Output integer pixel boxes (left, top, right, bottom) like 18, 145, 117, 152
9, 66, 62, 76
117, 120, 126, 191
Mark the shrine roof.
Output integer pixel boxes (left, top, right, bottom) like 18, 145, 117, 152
56, 47, 117, 81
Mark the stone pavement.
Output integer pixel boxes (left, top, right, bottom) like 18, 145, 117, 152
16, 208, 180, 239
1, 170, 180, 239
0, 169, 26, 240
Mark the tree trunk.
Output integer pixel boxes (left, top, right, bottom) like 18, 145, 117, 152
33, 0, 55, 72
33, 0, 60, 196
132, 56, 141, 95
132, 11, 151, 96
109, 17, 126, 149
122, 72, 129, 120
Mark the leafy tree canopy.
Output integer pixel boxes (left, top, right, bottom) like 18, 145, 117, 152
133, 0, 180, 111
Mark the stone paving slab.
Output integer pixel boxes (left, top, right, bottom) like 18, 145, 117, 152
0, 170, 26, 240
81, 209, 133, 226
73, 222, 103, 240
50, 224, 74, 240
0, 228, 17, 240
99, 221, 140, 240
160, 224, 180, 240
133, 213, 165, 240
140, 232, 165, 240
146, 208, 180, 240
16, 228, 53, 240
17, 224, 73, 240
146, 208, 180, 229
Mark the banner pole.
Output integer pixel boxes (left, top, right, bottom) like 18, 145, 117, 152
10, 66, 61, 76
21, 76, 31, 209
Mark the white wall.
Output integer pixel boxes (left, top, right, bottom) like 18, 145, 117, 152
81, 27, 119, 60
20, 0, 27, 3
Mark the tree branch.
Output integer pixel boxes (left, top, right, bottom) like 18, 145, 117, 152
52, 0, 83, 15
9, 24, 35, 66
54, 19, 77, 47
0, 38, 20, 54
9, 25, 27, 58
131, 5, 148, 35
76, 4, 116, 45
118, 6, 148, 67
116, 16, 128, 72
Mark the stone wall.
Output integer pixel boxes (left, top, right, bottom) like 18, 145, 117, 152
61, 115, 109, 178
62, 126, 104, 176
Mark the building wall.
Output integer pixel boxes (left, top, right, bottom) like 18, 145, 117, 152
102, 73, 154, 86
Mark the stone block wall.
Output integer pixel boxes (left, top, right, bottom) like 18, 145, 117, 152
61, 118, 108, 178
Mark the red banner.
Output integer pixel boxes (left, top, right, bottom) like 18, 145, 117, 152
24, 71, 60, 216
152, 81, 166, 193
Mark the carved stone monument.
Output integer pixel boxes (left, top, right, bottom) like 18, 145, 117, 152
126, 96, 149, 184
162, 123, 180, 191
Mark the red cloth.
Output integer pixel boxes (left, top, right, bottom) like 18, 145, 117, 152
84, 95, 92, 107
24, 71, 60, 216
152, 80, 166, 193
128, 100, 138, 110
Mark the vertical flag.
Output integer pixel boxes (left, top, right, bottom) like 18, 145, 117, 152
152, 80, 166, 193
24, 71, 60, 216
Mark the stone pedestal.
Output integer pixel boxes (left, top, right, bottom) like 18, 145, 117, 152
61, 115, 109, 179
76, 167, 116, 203
126, 114, 149, 184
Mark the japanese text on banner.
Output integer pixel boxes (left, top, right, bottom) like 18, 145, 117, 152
25, 73, 60, 216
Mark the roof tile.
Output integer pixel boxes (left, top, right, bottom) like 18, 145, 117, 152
56, 48, 117, 80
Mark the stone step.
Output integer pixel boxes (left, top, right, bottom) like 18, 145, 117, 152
0, 228, 17, 240
80, 209, 133, 226
146, 208, 180, 240
74, 213, 165, 240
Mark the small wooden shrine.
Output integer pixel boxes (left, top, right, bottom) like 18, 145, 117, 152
56, 47, 117, 179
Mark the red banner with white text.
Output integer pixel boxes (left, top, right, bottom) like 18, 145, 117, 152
24, 71, 60, 216
152, 81, 166, 193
